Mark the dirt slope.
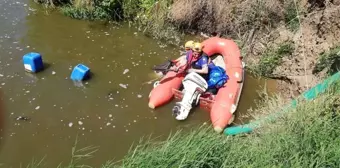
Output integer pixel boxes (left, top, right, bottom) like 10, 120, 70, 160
272, 3, 340, 98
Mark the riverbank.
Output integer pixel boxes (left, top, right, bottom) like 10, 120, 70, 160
116, 86, 340, 167
26, 81, 340, 167
34, 0, 340, 100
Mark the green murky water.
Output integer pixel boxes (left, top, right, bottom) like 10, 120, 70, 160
0, 0, 276, 167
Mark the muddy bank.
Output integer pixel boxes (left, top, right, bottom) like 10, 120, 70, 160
182, 0, 340, 100
249, 2, 340, 99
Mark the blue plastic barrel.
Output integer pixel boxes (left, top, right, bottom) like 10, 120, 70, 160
70, 64, 90, 81
23, 52, 44, 73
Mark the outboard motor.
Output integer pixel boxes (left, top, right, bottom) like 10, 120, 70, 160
172, 72, 208, 120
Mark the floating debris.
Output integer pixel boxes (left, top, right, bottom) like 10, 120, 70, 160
109, 114, 112, 118
123, 69, 129, 74
35, 106, 40, 110
52, 71, 56, 75
106, 122, 111, 126
68, 122, 73, 127
78, 121, 83, 125
137, 94, 142, 98
119, 84, 127, 89
15, 116, 30, 121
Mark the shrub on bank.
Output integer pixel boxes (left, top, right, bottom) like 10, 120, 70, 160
35, 0, 305, 46
113, 83, 340, 168
249, 41, 295, 77
313, 46, 340, 76
60, 0, 123, 20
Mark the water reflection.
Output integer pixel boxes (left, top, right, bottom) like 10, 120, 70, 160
24, 72, 39, 83
73, 81, 87, 88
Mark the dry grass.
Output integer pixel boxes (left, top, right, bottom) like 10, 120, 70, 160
169, 0, 286, 37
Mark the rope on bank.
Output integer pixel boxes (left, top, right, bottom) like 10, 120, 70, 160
293, 0, 309, 90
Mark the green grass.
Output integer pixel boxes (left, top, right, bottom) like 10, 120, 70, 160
284, 1, 300, 32
131, 0, 182, 45
60, 0, 123, 20
313, 46, 340, 75
249, 41, 294, 77
112, 82, 340, 168
24, 136, 100, 168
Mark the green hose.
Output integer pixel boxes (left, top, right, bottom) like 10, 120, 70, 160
224, 72, 340, 136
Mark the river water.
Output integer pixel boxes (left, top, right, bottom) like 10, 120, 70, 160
0, 0, 276, 167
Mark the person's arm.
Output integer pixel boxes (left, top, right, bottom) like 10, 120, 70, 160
170, 56, 187, 71
188, 56, 209, 74
175, 56, 184, 62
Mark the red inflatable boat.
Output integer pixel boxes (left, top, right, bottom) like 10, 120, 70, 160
148, 37, 245, 133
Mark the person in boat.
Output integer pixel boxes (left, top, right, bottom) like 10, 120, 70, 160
170, 40, 195, 71
187, 42, 229, 95
170, 42, 214, 79
186, 42, 215, 79
172, 42, 228, 95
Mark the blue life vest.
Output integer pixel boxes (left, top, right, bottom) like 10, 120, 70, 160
207, 65, 229, 89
